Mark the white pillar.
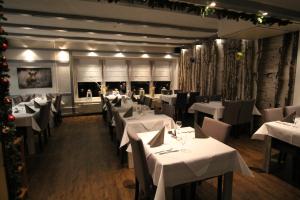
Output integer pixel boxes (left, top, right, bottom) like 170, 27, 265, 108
293, 32, 300, 105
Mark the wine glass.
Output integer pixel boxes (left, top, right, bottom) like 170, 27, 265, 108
175, 121, 182, 135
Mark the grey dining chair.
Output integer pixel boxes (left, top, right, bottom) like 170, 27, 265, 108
175, 92, 188, 121
188, 91, 200, 108
222, 100, 242, 126
105, 99, 115, 141
112, 110, 126, 164
285, 105, 300, 117
162, 103, 175, 119
238, 100, 256, 135
34, 101, 52, 150
128, 131, 155, 200
263, 107, 284, 122
202, 117, 231, 143
210, 95, 222, 101
54, 94, 62, 126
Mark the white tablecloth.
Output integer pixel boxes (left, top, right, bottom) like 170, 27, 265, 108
160, 94, 177, 105
138, 127, 253, 200
252, 119, 300, 147
112, 99, 139, 113
120, 110, 175, 147
106, 94, 127, 101
188, 101, 261, 119
13, 105, 41, 131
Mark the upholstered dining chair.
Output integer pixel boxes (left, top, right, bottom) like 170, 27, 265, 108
202, 117, 231, 143
112, 110, 126, 164
12, 95, 22, 105
285, 105, 300, 117
128, 131, 155, 200
263, 107, 284, 122
105, 99, 115, 141
195, 95, 210, 103
162, 102, 175, 119
238, 100, 256, 135
34, 101, 51, 150
54, 94, 62, 126
191, 117, 231, 200
222, 100, 242, 126
144, 97, 152, 108
210, 95, 222, 101
188, 91, 200, 108
175, 92, 188, 121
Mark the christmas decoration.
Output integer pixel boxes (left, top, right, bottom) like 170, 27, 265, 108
0, 0, 26, 199
107, 0, 292, 26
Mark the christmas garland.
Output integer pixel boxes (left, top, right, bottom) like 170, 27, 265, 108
0, 0, 24, 199
107, 0, 292, 26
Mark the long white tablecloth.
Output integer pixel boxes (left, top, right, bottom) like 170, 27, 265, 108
119, 110, 175, 147
138, 127, 253, 200
160, 94, 177, 105
252, 119, 300, 147
188, 101, 261, 119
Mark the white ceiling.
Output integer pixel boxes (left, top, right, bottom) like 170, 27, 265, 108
3, 0, 300, 52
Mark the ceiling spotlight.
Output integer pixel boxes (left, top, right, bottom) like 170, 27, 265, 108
88, 52, 98, 57
88, 32, 95, 35
22, 27, 32, 30
164, 54, 172, 59
57, 29, 67, 32
262, 12, 268, 16
209, 1, 216, 8
141, 54, 149, 58
196, 44, 202, 49
216, 39, 223, 44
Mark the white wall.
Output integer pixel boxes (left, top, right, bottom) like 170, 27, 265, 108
6, 49, 71, 95
293, 31, 300, 105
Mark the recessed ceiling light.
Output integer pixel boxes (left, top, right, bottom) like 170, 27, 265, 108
196, 44, 202, 49
88, 52, 98, 57
164, 54, 172, 59
143, 36, 148, 38
114, 52, 125, 58
216, 39, 223, 44
57, 29, 67, 32
56, 17, 66, 20
116, 34, 123, 36
22, 27, 32, 30
209, 1, 216, 8
88, 32, 95, 35
141, 54, 149, 58
165, 37, 171, 40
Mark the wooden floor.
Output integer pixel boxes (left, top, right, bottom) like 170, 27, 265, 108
27, 115, 300, 200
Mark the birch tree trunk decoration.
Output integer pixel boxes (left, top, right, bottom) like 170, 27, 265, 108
177, 32, 298, 108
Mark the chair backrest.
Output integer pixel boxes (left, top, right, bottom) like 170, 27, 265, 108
144, 97, 152, 108
175, 92, 188, 108
222, 100, 242, 125
139, 95, 145, 105
105, 99, 113, 124
36, 101, 51, 130
210, 95, 222, 101
22, 94, 32, 102
54, 94, 62, 112
174, 90, 182, 94
196, 95, 210, 103
112, 111, 124, 141
12, 96, 22, 105
263, 107, 284, 122
238, 100, 255, 124
128, 132, 153, 197
162, 104, 175, 119
188, 92, 200, 107
202, 117, 231, 143
285, 105, 300, 117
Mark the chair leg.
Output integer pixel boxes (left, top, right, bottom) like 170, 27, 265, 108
135, 178, 139, 200
217, 175, 223, 200
38, 133, 43, 151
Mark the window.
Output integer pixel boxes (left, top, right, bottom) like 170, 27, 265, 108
78, 82, 101, 98
131, 81, 150, 95
153, 81, 171, 94
106, 81, 127, 94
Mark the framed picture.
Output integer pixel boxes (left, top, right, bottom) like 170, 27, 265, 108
17, 67, 52, 89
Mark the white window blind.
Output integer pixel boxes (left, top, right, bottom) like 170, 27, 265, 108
104, 59, 127, 82
152, 61, 171, 81
129, 60, 151, 81
76, 58, 102, 82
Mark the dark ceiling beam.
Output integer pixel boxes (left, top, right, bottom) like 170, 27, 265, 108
3, 8, 217, 33
2, 22, 203, 40
7, 32, 192, 46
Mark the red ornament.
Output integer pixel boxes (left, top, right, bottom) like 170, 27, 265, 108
2, 41, 8, 51
7, 114, 15, 122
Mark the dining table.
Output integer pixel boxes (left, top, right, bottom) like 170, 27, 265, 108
137, 127, 253, 200
119, 110, 175, 148
13, 97, 55, 154
252, 118, 300, 173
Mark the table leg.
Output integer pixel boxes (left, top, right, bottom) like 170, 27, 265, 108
223, 171, 233, 200
165, 187, 173, 200
26, 127, 36, 155
263, 136, 272, 173
194, 111, 198, 127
